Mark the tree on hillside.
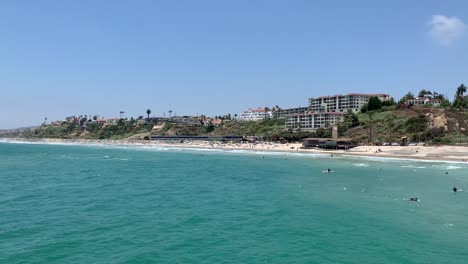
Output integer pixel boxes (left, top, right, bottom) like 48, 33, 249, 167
453, 84, 467, 109
456, 84, 467, 97
405, 92, 415, 99
168, 110, 173, 117
360, 103, 368, 113
399, 92, 415, 104
418, 89, 432, 98
146, 109, 151, 119
234, 114, 238, 119
363, 111, 376, 143
382, 97, 396, 107
367, 97, 383, 111
340, 113, 356, 136
343, 109, 359, 128
406, 115, 428, 142
385, 114, 398, 141
440, 99, 451, 108
432, 91, 445, 100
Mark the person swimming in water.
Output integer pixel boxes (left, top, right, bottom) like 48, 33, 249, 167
327, 168, 331, 172
453, 187, 458, 192
408, 198, 419, 201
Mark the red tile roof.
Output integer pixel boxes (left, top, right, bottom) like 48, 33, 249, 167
243, 108, 269, 113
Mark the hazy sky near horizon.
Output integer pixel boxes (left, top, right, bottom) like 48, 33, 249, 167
1, 0, 467, 129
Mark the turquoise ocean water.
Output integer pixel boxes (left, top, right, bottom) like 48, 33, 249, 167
1, 141, 468, 263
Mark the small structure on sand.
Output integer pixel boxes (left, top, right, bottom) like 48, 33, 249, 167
302, 138, 357, 150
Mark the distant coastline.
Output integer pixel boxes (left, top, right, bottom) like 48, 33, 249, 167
2, 137, 468, 163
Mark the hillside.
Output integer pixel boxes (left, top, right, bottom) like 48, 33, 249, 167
19, 118, 298, 141
343, 106, 468, 144
14, 106, 468, 145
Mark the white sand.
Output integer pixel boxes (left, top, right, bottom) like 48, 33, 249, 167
3, 138, 468, 162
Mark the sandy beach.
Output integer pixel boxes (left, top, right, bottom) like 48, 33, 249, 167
3, 137, 468, 162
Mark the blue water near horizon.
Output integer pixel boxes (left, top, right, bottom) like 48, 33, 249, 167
1, 142, 468, 263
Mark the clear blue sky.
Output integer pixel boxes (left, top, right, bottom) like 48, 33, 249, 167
1, 0, 467, 128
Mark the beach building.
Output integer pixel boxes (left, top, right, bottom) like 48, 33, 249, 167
302, 138, 357, 149
285, 112, 346, 131
239, 108, 272, 121
309, 93, 392, 113
272, 106, 309, 119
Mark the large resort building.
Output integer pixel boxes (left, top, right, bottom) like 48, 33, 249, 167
285, 112, 346, 131
285, 93, 392, 131
272, 107, 309, 119
309, 93, 392, 113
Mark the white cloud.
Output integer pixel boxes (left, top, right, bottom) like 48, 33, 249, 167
429, 15, 466, 45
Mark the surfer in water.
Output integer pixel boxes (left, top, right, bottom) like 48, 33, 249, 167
408, 198, 419, 201
453, 187, 458, 193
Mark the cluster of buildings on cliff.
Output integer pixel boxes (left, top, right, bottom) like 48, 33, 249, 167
239, 93, 393, 131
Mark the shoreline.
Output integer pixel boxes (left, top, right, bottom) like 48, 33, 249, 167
2, 137, 468, 163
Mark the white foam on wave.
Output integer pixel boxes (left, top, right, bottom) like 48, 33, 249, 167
3, 139, 468, 166
401, 165, 427, 169
225, 149, 328, 158
445, 165, 462, 170
0, 139, 46, 145
353, 163, 370, 167
341, 154, 467, 164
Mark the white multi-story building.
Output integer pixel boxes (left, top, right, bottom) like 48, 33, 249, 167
285, 112, 346, 131
239, 108, 272, 121
309, 93, 392, 113
272, 106, 309, 119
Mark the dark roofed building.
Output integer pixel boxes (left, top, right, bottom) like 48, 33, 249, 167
302, 138, 357, 149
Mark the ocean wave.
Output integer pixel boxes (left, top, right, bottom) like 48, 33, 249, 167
353, 163, 370, 167
401, 165, 427, 169
341, 154, 467, 164
2, 139, 467, 165
444, 165, 462, 170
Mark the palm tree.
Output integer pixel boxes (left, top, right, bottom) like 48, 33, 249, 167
168, 110, 173, 117
454, 84, 468, 109
146, 109, 151, 119
234, 114, 238, 119
456, 84, 467, 97
363, 111, 375, 143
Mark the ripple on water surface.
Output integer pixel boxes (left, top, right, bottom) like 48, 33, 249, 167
0, 142, 468, 263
